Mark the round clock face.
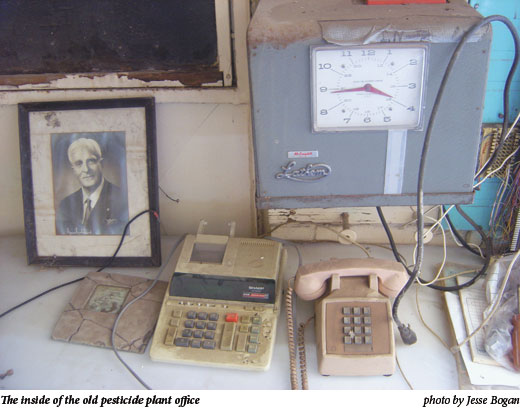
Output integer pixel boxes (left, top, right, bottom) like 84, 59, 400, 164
311, 44, 428, 132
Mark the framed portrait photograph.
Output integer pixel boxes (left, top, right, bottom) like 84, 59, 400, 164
18, 98, 161, 267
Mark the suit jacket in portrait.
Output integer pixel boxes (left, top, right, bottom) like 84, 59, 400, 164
56, 180, 129, 235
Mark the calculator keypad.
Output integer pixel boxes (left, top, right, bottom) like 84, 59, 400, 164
164, 308, 263, 354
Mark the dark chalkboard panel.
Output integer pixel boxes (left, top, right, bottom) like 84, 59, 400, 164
0, 0, 221, 85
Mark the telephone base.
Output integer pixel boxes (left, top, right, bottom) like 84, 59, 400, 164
318, 353, 395, 377
316, 295, 396, 376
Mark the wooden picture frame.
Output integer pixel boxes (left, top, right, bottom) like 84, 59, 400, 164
18, 98, 161, 267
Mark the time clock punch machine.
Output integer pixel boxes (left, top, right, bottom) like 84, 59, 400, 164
248, 0, 491, 210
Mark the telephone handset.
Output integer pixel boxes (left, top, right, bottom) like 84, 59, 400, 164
290, 258, 407, 378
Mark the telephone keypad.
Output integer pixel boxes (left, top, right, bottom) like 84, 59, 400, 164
342, 305, 373, 346
164, 308, 265, 355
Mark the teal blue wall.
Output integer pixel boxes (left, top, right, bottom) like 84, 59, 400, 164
449, 1, 519, 232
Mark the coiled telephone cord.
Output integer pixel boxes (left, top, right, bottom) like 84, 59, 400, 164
285, 282, 299, 390
285, 279, 312, 390
297, 320, 312, 390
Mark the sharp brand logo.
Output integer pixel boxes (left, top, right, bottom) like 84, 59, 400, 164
275, 161, 331, 182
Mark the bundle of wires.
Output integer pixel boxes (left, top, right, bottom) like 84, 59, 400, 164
490, 158, 520, 253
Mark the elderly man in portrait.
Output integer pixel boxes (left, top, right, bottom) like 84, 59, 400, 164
56, 138, 129, 235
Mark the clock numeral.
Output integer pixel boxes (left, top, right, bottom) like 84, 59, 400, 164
362, 50, 376, 56
320, 86, 328, 92
320, 109, 328, 115
344, 118, 351, 123
364, 117, 371, 123
408, 83, 416, 89
384, 117, 392, 122
407, 106, 415, 111
318, 63, 331, 70
342, 50, 352, 57
409, 59, 418, 65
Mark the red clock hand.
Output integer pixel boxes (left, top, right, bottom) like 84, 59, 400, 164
332, 83, 393, 98
331, 86, 366, 94
364, 84, 393, 98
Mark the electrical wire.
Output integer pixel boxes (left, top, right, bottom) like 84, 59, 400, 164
389, 15, 519, 345
474, 17, 520, 179
414, 215, 447, 287
0, 209, 159, 320
159, 185, 180, 203
265, 221, 372, 257
415, 286, 450, 351
0, 277, 84, 320
475, 111, 520, 182
314, 224, 372, 257
376, 206, 491, 292
110, 233, 187, 390
395, 354, 414, 390
442, 205, 483, 257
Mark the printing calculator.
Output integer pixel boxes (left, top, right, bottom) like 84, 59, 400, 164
150, 221, 285, 371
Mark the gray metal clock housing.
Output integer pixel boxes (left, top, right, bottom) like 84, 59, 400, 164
248, 0, 491, 209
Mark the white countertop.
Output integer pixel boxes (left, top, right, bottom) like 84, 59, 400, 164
0, 235, 484, 390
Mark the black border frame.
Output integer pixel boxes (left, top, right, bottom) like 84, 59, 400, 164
18, 98, 161, 267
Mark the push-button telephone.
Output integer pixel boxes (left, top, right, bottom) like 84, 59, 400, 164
291, 258, 408, 377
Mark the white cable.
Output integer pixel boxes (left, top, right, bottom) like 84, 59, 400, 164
424, 205, 454, 237
475, 111, 520, 180
110, 234, 187, 390
474, 113, 520, 189
415, 215, 448, 286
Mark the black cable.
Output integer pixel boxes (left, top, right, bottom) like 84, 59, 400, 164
391, 15, 520, 345
376, 206, 491, 292
0, 209, 159, 320
94, 209, 159, 273
0, 277, 84, 320
442, 205, 483, 257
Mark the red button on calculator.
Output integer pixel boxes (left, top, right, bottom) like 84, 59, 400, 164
225, 313, 239, 322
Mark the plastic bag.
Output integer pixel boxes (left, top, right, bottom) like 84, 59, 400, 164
483, 254, 520, 371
